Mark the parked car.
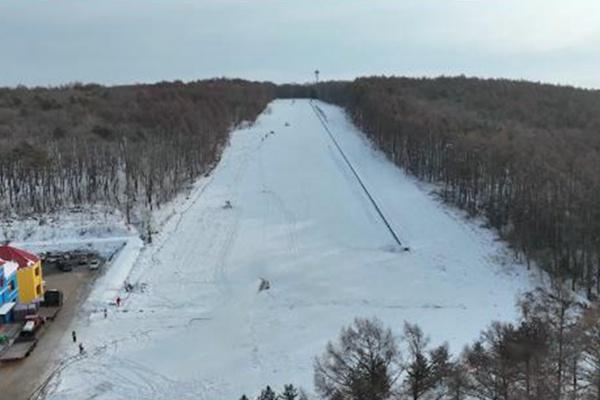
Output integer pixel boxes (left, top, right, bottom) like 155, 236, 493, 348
17, 315, 45, 341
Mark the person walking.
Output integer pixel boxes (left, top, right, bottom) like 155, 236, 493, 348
79, 342, 84, 355
116, 296, 121, 307
103, 308, 108, 319
72, 330, 77, 343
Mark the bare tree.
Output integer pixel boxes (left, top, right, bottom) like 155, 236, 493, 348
581, 305, 600, 400
314, 317, 403, 400
520, 284, 583, 399
463, 322, 521, 400
445, 363, 470, 400
0, 80, 275, 234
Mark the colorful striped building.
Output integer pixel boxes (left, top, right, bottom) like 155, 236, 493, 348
0, 246, 44, 304
0, 258, 19, 323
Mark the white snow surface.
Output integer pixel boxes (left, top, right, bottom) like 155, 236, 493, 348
41, 100, 540, 400
1, 206, 130, 245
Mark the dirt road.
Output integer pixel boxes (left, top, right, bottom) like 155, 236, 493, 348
0, 268, 98, 400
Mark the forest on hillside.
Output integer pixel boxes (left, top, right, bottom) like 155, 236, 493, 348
2, 76, 600, 295
307, 77, 600, 299
0, 79, 275, 236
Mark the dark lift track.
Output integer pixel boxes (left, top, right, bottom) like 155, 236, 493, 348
310, 101, 403, 248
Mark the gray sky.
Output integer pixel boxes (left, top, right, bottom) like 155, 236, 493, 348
1, 1, 599, 88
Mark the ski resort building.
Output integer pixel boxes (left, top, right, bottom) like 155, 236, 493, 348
0, 259, 19, 323
0, 246, 44, 304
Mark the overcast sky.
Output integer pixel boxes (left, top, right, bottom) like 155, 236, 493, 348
1, 1, 599, 88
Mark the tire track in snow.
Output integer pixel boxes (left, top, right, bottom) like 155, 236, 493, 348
32, 313, 217, 400
213, 208, 240, 298
262, 190, 300, 257
34, 139, 254, 399
211, 138, 257, 298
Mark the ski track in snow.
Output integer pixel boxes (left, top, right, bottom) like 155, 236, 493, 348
39, 100, 541, 400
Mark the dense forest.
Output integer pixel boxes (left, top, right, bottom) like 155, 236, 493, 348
243, 286, 600, 400
310, 77, 600, 299
0, 79, 275, 236
2, 76, 600, 295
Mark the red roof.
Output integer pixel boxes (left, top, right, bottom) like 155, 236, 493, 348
0, 245, 40, 269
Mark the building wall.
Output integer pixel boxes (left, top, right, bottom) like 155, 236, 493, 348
0, 265, 19, 323
16, 261, 44, 304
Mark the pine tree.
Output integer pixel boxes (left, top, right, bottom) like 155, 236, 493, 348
258, 385, 276, 400
279, 384, 298, 400
403, 322, 451, 399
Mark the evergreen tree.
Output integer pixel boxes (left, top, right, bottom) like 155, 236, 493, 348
258, 385, 276, 400
279, 384, 298, 400
403, 322, 451, 399
314, 317, 402, 400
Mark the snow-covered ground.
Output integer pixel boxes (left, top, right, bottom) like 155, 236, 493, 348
1, 207, 131, 252
39, 99, 541, 400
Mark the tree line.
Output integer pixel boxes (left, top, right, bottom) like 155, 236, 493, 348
309, 77, 600, 299
0, 79, 275, 236
242, 286, 600, 400
3, 75, 600, 291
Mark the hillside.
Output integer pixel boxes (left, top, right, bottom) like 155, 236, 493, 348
314, 77, 600, 297
3, 76, 599, 297
38, 99, 536, 399
0, 79, 275, 232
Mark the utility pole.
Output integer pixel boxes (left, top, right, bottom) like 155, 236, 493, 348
314, 69, 319, 84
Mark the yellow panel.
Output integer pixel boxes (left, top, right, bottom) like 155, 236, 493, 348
16, 261, 44, 304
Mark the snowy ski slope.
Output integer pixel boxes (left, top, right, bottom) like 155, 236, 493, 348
41, 100, 539, 400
